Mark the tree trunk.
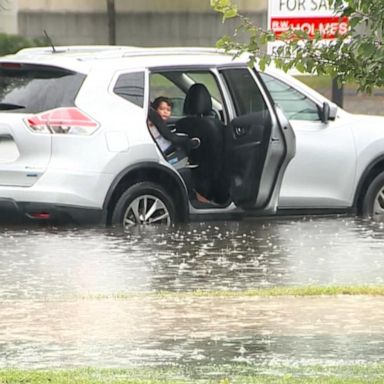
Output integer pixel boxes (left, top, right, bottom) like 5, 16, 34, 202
107, 0, 116, 45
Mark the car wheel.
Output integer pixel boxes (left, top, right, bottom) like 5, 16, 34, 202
111, 182, 176, 228
362, 172, 384, 219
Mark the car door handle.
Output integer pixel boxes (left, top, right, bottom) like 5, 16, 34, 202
271, 137, 280, 143
234, 126, 248, 136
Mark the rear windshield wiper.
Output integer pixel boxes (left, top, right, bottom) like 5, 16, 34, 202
0, 103, 26, 110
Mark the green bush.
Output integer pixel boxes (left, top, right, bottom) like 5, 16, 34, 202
0, 33, 45, 56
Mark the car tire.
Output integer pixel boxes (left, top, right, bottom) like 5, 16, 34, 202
361, 172, 384, 219
111, 182, 176, 228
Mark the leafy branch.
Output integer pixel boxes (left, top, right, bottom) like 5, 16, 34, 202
211, 0, 384, 92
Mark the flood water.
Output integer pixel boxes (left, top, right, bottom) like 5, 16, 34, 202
1, 215, 384, 372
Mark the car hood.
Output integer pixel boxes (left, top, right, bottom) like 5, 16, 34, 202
351, 113, 384, 126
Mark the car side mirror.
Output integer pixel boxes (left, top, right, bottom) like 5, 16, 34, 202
329, 104, 338, 120
320, 102, 331, 123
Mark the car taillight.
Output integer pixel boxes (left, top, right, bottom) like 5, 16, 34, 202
0, 62, 22, 69
24, 107, 99, 135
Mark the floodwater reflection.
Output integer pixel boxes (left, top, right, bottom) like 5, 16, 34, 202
1, 216, 384, 370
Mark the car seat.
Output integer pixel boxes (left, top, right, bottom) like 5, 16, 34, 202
175, 83, 229, 203
147, 107, 198, 158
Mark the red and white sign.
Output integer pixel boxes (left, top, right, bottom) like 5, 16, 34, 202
268, 0, 349, 39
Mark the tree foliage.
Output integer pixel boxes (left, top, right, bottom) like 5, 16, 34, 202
211, 0, 384, 92
0, 33, 45, 57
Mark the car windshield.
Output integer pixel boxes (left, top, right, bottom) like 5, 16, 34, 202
0, 64, 86, 113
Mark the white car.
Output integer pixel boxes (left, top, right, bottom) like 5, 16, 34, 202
260, 68, 384, 218
0, 46, 381, 227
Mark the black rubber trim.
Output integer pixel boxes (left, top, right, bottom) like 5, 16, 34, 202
0, 199, 104, 225
103, 161, 189, 211
276, 207, 355, 216
353, 154, 384, 208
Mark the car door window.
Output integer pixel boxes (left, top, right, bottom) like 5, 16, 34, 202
149, 73, 186, 115
260, 72, 320, 121
149, 71, 224, 119
113, 71, 145, 107
221, 68, 269, 116
187, 72, 222, 102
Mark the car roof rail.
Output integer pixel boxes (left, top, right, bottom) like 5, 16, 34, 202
15, 46, 223, 56
15, 45, 137, 56
11, 45, 230, 63
121, 47, 225, 58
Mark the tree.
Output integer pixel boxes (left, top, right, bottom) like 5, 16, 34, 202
106, 0, 116, 45
0, 33, 45, 56
211, 0, 384, 92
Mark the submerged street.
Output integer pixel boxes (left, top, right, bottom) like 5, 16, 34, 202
2, 295, 384, 369
0, 216, 384, 373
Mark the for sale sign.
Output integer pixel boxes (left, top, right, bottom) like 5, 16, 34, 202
268, 0, 349, 39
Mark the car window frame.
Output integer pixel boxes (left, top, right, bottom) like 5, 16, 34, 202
109, 68, 147, 109
147, 65, 230, 123
218, 64, 278, 126
259, 71, 322, 122
257, 69, 340, 123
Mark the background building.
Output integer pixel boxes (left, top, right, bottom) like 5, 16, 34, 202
0, 0, 18, 34
2, 0, 267, 46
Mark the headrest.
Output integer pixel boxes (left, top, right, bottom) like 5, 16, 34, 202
183, 83, 212, 116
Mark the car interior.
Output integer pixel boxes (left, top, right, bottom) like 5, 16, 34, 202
147, 69, 275, 210
148, 71, 231, 208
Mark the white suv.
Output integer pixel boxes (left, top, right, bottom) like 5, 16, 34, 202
0, 46, 295, 227
261, 68, 384, 219
0, 46, 381, 227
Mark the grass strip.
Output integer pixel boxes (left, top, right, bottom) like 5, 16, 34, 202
80, 285, 384, 300
1, 365, 384, 383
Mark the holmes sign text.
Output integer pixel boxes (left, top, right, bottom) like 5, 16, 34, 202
268, 0, 349, 39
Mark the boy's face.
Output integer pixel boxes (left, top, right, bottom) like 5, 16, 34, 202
156, 101, 172, 121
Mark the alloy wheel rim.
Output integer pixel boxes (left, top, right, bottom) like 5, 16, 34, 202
373, 187, 384, 218
123, 194, 171, 227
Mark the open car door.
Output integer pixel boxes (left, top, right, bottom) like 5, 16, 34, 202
221, 67, 295, 212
